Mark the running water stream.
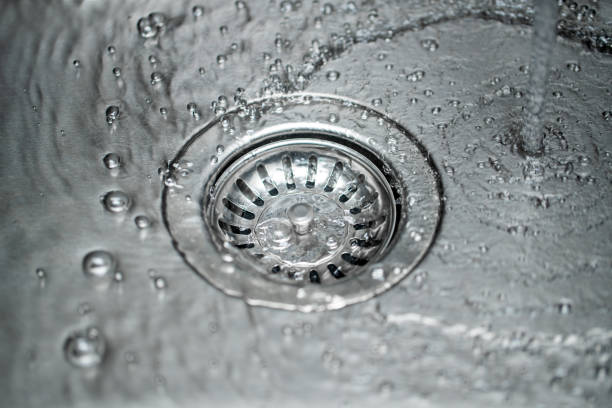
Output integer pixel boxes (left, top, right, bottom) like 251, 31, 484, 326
520, 0, 559, 156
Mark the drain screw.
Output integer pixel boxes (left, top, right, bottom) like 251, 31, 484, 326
287, 203, 314, 235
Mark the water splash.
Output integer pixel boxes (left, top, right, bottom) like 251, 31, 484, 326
519, 1, 559, 156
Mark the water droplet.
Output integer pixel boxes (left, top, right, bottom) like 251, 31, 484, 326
406, 70, 425, 82
192, 5, 204, 18
420, 38, 439, 51
150, 72, 162, 85
137, 13, 167, 39
102, 190, 131, 213
77, 302, 93, 315
431, 106, 441, 115
187, 102, 200, 119
378, 380, 394, 396
216, 54, 227, 65
73, 59, 81, 68
216, 144, 225, 154
423, 89, 434, 97
198, 67, 205, 76
556, 298, 573, 314
134, 215, 151, 229
112, 67, 121, 78
105, 105, 120, 125
63, 326, 106, 368
102, 153, 121, 169
159, 107, 168, 117
322, 3, 335, 15
82, 250, 116, 278
371, 98, 382, 107
107, 45, 116, 56
154, 276, 167, 290
326, 70, 340, 81
35, 268, 46, 279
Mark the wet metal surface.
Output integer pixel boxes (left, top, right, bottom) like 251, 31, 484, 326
1, 1, 611, 407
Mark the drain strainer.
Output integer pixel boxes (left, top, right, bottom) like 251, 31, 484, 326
163, 94, 442, 311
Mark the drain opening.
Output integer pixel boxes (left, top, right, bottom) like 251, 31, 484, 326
205, 135, 400, 285
163, 94, 443, 311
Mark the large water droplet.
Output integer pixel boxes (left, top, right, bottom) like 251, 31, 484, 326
102, 190, 131, 213
103, 153, 121, 169
82, 250, 116, 278
63, 326, 106, 368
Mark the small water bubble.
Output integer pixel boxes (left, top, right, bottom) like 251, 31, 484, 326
137, 13, 167, 39
210, 155, 219, 165
154, 277, 167, 290
420, 38, 439, 51
187, 102, 200, 119
216, 54, 227, 65
313, 16, 322, 28
83, 250, 116, 278
431, 106, 441, 115
322, 3, 335, 15
105, 105, 120, 125
148, 55, 158, 65
484, 117, 495, 125
602, 111, 612, 121
159, 107, 168, 117
112, 67, 121, 78
326, 70, 340, 81
378, 380, 394, 397
556, 298, 573, 314
280, 0, 293, 13
77, 302, 93, 315
216, 144, 225, 154
113, 271, 124, 282
192, 5, 204, 18
73, 59, 81, 68
409, 97, 418, 104
235, 0, 246, 10
566, 62, 581, 72
328, 113, 338, 123
103, 153, 121, 169
35, 268, 46, 279
552, 90, 563, 98
63, 326, 106, 368
406, 70, 425, 82
219, 25, 228, 35
150, 72, 162, 85
134, 215, 151, 229
102, 190, 131, 213
423, 89, 434, 97
371, 98, 382, 107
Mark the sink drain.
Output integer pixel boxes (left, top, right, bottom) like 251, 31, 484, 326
163, 94, 442, 311
208, 137, 398, 284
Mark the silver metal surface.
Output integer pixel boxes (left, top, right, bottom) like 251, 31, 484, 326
1, 1, 612, 407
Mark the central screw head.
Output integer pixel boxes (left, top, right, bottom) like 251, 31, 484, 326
287, 203, 315, 235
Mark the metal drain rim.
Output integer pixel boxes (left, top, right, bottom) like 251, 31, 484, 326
162, 93, 443, 312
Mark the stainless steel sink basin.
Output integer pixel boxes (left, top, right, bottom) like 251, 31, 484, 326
1, 0, 611, 407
